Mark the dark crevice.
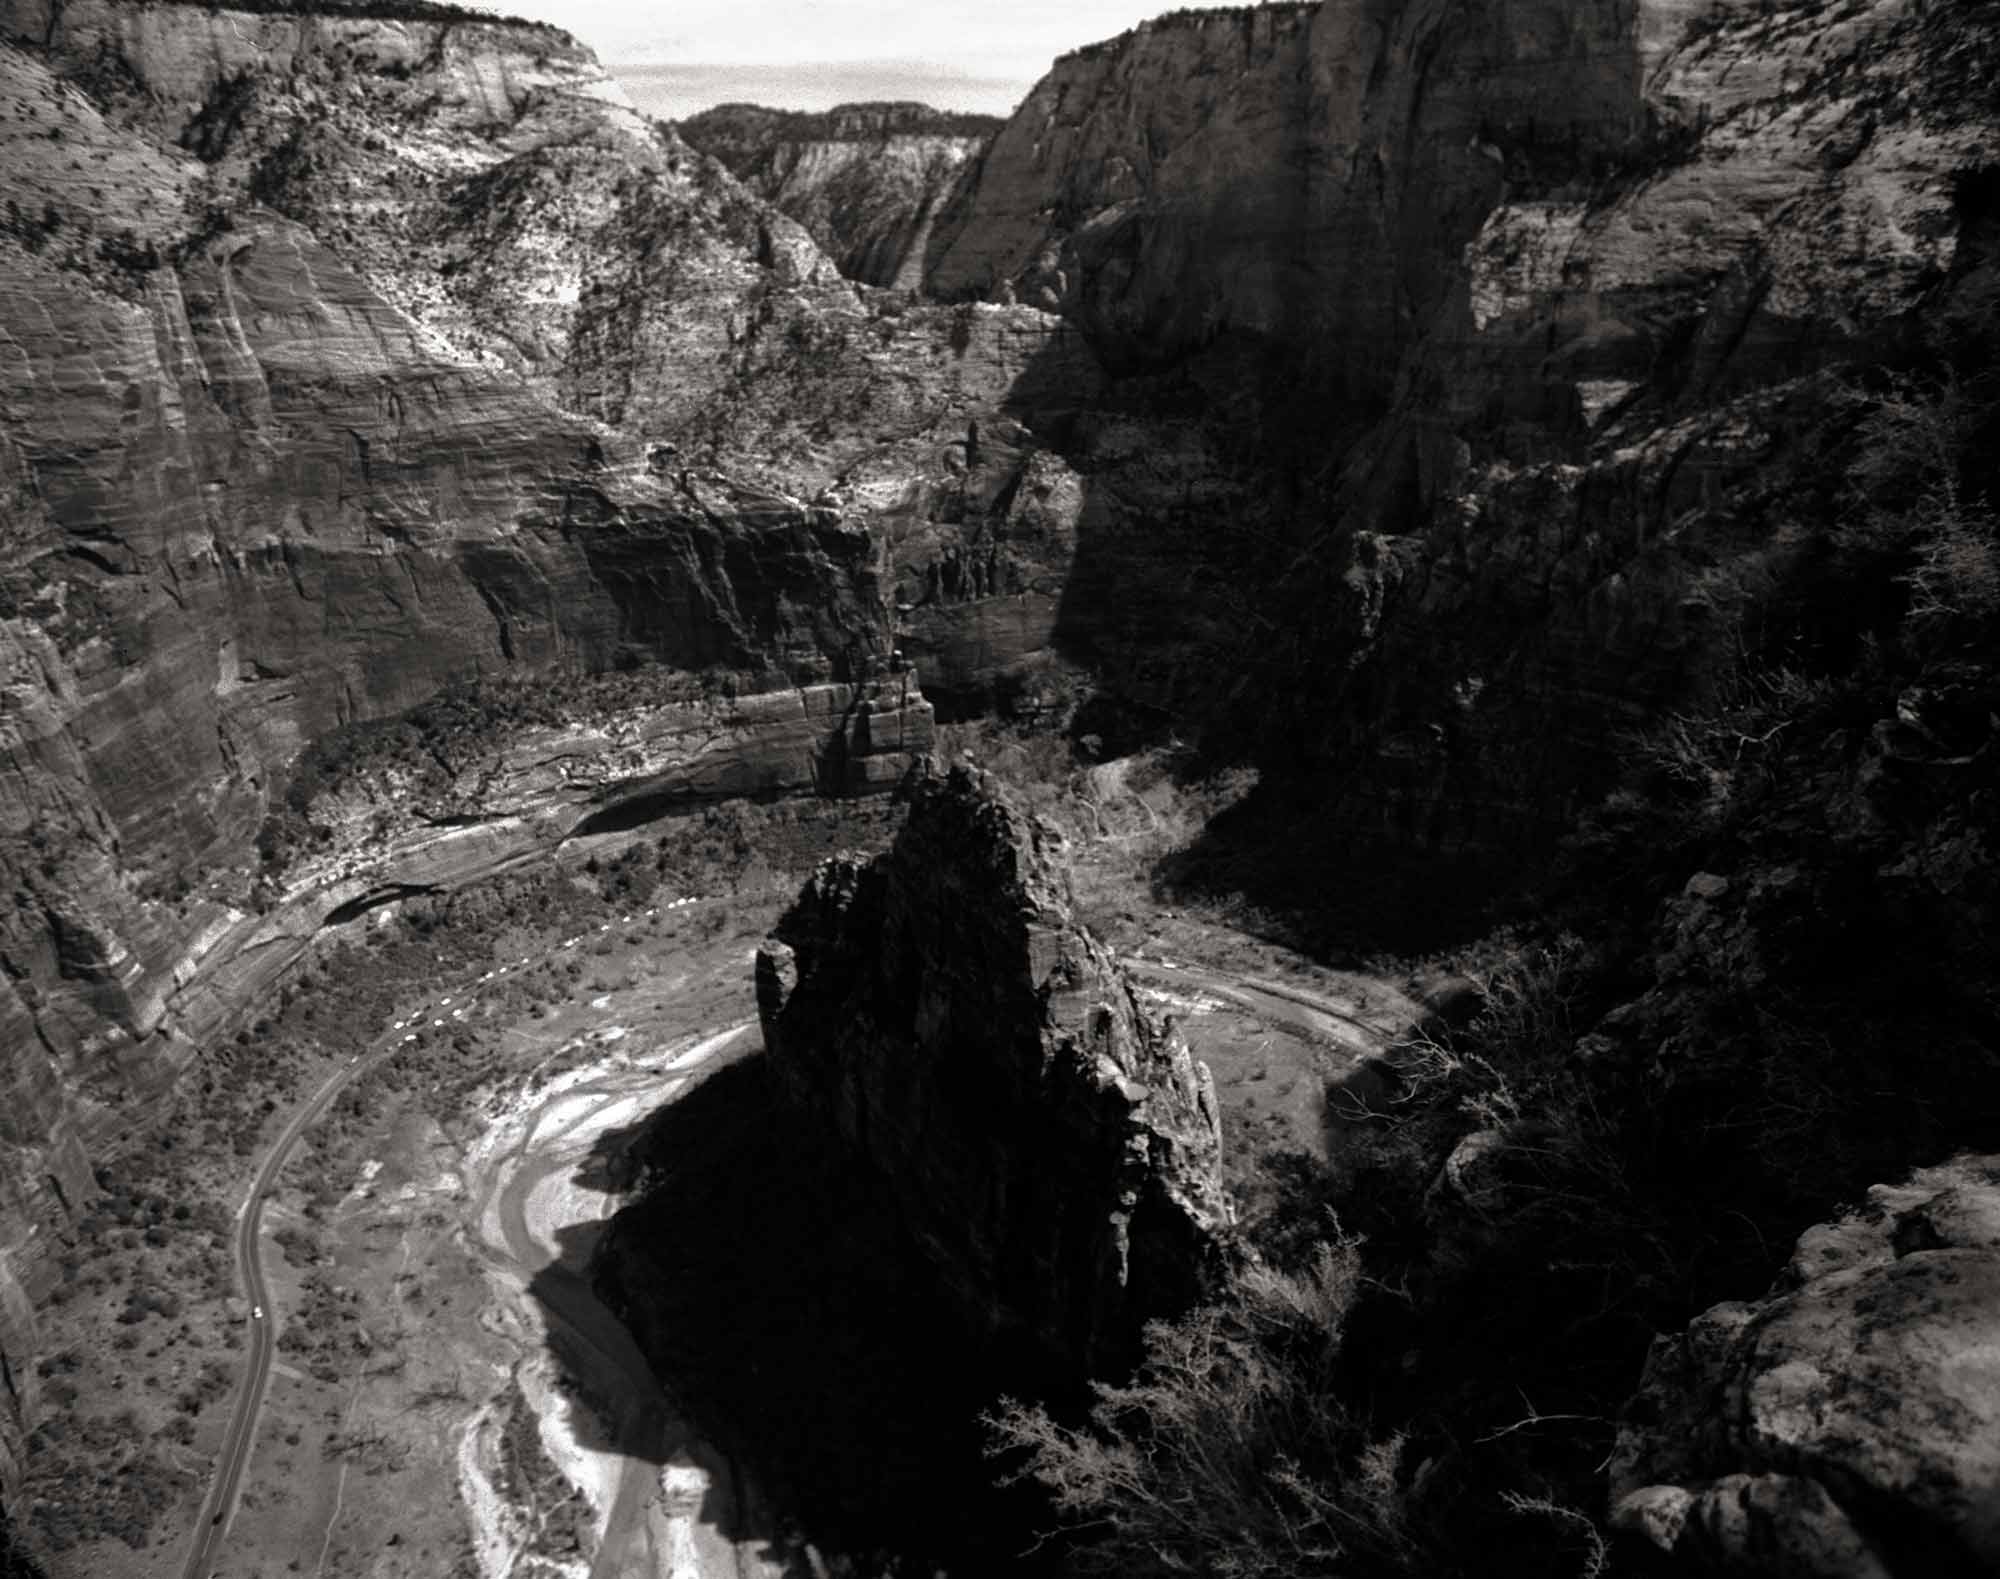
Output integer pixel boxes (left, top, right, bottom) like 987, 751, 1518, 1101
321, 884, 435, 927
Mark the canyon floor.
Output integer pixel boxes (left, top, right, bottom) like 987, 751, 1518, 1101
23, 757, 1415, 1579
29, 860, 799, 1579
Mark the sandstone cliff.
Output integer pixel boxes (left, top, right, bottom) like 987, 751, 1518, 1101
881, 12, 2000, 1565
680, 101, 1000, 289
755, 759, 1232, 1378
927, 0, 1646, 384
0, 0, 1010, 1497
1, 0, 1995, 1563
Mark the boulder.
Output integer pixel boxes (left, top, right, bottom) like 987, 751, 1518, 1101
1611, 1153, 2000, 1575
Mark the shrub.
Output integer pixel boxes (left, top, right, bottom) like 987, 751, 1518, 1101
987, 1239, 1427, 1578
1623, 663, 1829, 824
1842, 372, 2000, 636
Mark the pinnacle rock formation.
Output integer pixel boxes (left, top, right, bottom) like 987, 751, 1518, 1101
2, 0, 1997, 1563
756, 759, 1233, 1377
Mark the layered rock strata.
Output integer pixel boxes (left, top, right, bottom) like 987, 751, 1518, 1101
0, 0, 974, 1496
755, 759, 1232, 1378
680, 101, 999, 289
1612, 1153, 2000, 1577
2, 0, 1995, 1537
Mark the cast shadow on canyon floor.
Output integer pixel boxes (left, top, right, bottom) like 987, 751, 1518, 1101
526, 1051, 1059, 1578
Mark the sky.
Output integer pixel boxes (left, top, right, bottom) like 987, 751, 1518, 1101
480, 1, 1264, 119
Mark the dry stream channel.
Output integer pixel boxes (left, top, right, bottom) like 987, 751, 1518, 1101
174, 894, 798, 1579
92, 825, 1411, 1579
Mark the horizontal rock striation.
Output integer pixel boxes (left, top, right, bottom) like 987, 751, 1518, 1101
1, 0, 1994, 1545
163, 670, 935, 1040
680, 101, 1000, 289
0, 0, 975, 1498
755, 759, 1232, 1379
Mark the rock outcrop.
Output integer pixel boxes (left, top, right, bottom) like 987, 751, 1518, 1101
756, 759, 1232, 1378
1611, 1153, 2000, 1577
681, 101, 999, 289
1, 0, 1994, 1555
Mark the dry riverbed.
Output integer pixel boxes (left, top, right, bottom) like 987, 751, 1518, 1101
24, 836, 803, 1579
227, 894, 788, 1579
25, 772, 1414, 1579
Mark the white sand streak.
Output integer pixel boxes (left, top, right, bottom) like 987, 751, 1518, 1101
520, 1353, 620, 1558
456, 1401, 527, 1579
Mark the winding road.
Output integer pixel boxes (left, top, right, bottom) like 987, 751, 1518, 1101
177, 915, 1413, 1579
180, 1041, 375, 1579
177, 957, 527, 1579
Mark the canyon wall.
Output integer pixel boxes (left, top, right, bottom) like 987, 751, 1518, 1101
0, 0, 990, 1495
1, 0, 1995, 1545
680, 102, 999, 289
756, 760, 1233, 1378
926, 0, 1648, 384
912, 0, 1999, 882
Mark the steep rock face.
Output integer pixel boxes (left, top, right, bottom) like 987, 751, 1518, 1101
1611, 1153, 2000, 1577
755, 760, 1232, 1377
926, 0, 1648, 383
681, 102, 999, 289
922, 0, 2000, 879
1278, 0, 1999, 873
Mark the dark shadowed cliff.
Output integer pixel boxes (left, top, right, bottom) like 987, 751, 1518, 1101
907, 0, 2000, 909
594, 760, 1234, 1570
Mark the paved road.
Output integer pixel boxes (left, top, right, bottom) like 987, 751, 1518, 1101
178, 958, 526, 1579
179, 1045, 372, 1579
177, 905, 712, 1579
176, 917, 1404, 1579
